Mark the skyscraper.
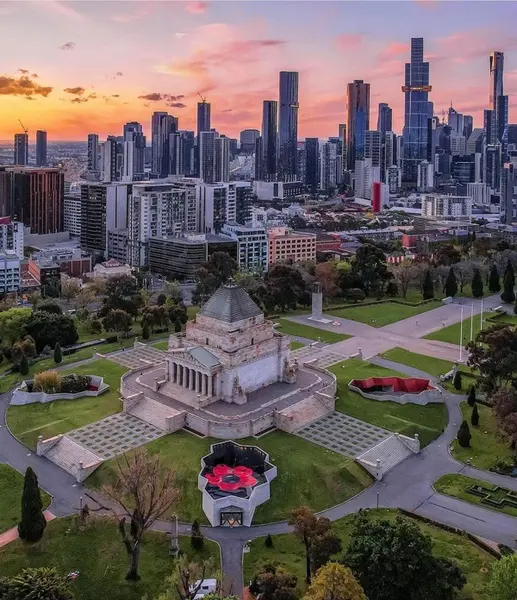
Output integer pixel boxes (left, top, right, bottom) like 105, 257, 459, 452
197, 101, 211, 138
278, 71, 299, 181
463, 115, 473, 140
214, 136, 230, 183
14, 133, 28, 166
489, 51, 508, 148
447, 106, 464, 134
87, 133, 99, 175
346, 80, 370, 170
200, 130, 217, 184
377, 103, 392, 136
365, 130, 381, 168
402, 38, 432, 184
151, 112, 178, 178
35, 130, 47, 167
305, 138, 319, 189
261, 100, 278, 180
123, 121, 146, 181
501, 162, 516, 224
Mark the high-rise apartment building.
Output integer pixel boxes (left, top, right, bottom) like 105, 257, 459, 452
448, 106, 464, 134
214, 137, 230, 183
319, 142, 337, 191
278, 71, 299, 181
0, 217, 24, 258
346, 80, 370, 170
64, 194, 82, 237
305, 138, 319, 189
489, 51, 508, 149
197, 101, 211, 138
365, 130, 381, 167
35, 130, 47, 167
200, 131, 217, 184
240, 129, 260, 153
87, 133, 99, 176
377, 103, 392, 136
402, 38, 432, 184
260, 100, 278, 180
14, 133, 28, 166
463, 115, 473, 140
500, 162, 516, 224
151, 112, 178, 178
122, 121, 146, 181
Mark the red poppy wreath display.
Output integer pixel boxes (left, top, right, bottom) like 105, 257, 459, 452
205, 464, 258, 492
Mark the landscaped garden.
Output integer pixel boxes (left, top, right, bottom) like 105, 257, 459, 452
6, 360, 128, 449
327, 300, 442, 328
0, 516, 219, 600
87, 430, 372, 525
274, 318, 350, 343
330, 359, 448, 447
434, 473, 517, 518
243, 508, 496, 600
424, 313, 517, 346
0, 464, 51, 534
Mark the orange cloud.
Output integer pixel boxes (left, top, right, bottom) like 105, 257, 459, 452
0, 74, 52, 97
64, 87, 85, 95
185, 1, 208, 14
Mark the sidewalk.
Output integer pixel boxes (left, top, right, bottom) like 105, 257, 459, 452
0, 510, 55, 548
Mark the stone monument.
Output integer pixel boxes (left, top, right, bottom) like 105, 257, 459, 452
307, 282, 333, 324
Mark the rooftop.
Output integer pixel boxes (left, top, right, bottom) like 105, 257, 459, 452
199, 282, 262, 323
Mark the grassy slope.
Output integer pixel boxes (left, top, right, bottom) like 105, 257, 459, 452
327, 300, 442, 328
424, 314, 517, 345
275, 319, 349, 343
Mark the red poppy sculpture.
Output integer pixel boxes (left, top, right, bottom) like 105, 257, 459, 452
204, 464, 258, 492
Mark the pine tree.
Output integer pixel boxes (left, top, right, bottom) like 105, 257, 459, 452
457, 420, 472, 448
19, 354, 29, 376
453, 370, 462, 391
191, 519, 204, 551
489, 264, 501, 293
18, 467, 46, 542
265, 533, 273, 548
422, 270, 434, 300
174, 316, 182, 333
445, 267, 458, 298
141, 320, 150, 340
471, 403, 479, 426
471, 268, 484, 298
467, 385, 476, 407
501, 260, 516, 303
53, 342, 62, 364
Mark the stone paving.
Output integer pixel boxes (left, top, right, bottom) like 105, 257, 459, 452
67, 412, 164, 460
296, 411, 391, 458
105, 345, 166, 370
292, 345, 345, 368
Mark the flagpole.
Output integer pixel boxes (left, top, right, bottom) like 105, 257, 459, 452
459, 305, 464, 362
480, 298, 483, 331
470, 301, 474, 341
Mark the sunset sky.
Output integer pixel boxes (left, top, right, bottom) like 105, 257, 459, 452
0, 0, 516, 142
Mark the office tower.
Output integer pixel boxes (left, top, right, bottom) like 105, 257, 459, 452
508, 124, 517, 147
448, 106, 464, 134
484, 109, 495, 144
254, 137, 264, 180
450, 134, 466, 156
197, 100, 211, 138
484, 144, 501, 192
122, 121, 146, 181
214, 136, 230, 183
338, 123, 348, 182
100, 137, 119, 183
297, 144, 306, 184
377, 103, 392, 135
346, 80, 370, 169
240, 129, 260, 153
354, 158, 376, 199
489, 52, 508, 148
200, 131, 217, 184
463, 115, 473, 140
501, 162, 516, 224
278, 71, 299, 181
235, 182, 253, 225
35, 130, 47, 167
402, 38, 432, 184
261, 100, 278, 180
319, 142, 337, 191
87, 133, 99, 174
304, 138, 319, 189
168, 132, 183, 176
151, 112, 178, 178
177, 130, 195, 176
365, 130, 381, 167
14, 133, 28, 166
386, 165, 402, 193
417, 160, 434, 192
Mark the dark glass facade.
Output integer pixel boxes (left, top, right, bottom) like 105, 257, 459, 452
377, 103, 392, 135
305, 138, 319, 189
261, 100, 278, 180
278, 71, 299, 181
197, 101, 211, 138
35, 130, 47, 167
346, 80, 370, 169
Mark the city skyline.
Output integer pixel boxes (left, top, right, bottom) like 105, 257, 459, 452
0, 0, 516, 141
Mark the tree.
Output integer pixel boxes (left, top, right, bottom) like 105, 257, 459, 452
471, 403, 479, 426
489, 264, 501, 293
435, 244, 461, 266
453, 261, 474, 293
156, 293, 167, 306
501, 260, 515, 303
0, 307, 32, 344
467, 385, 476, 407
265, 533, 273, 547
422, 269, 434, 300
453, 370, 462, 390
304, 563, 366, 600
74, 288, 95, 311
99, 274, 141, 318
142, 320, 150, 340
175, 316, 183, 333
54, 342, 62, 364
457, 420, 471, 447
352, 244, 390, 296
344, 288, 366, 304
288, 506, 340, 583
155, 556, 221, 600
488, 553, 517, 600
25, 312, 78, 353
314, 262, 339, 301
19, 354, 29, 376
102, 309, 132, 339
42, 276, 61, 298
18, 467, 46, 542
191, 519, 204, 551
164, 280, 183, 304
386, 280, 398, 297
0, 567, 73, 600
250, 563, 298, 600
100, 449, 179, 580
393, 262, 418, 299
61, 279, 81, 303
265, 264, 306, 312
470, 267, 483, 298
37, 300, 63, 315
343, 512, 466, 600
445, 267, 458, 298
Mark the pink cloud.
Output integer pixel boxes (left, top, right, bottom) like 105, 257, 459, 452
185, 1, 208, 14
379, 41, 410, 60
335, 34, 362, 51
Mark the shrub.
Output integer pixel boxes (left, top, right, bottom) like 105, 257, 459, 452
386, 281, 398, 297
36, 300, 63, 315
345, 288, 366, 303
265, 534, 273, 548
471, 403, 479, 426
174, 316, 182, 333
142, 320, 150, 340
54, 342, 62, 364
18, 467, 46, 542
467, 385, 476, 407
21, 337, 37, 358
191, 519, 204, 551
89, 318, 102, 335
453, 370, 462, 390
33, 370, 61, 394
60, 374, 91, 394
19, 354, 29, 376
457, 420, 472, 448
1, 345, 12, 360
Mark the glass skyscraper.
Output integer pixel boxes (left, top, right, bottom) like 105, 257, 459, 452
278, 71, 299, 181
261, 100, 278, 180
490, 51, 508, 148
377, 103, 392, 136
402, 38, 432, 185
346, 80, 370, 170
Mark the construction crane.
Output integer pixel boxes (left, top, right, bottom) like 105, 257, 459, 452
18, 119, 28, 135
197, 92, 207, 103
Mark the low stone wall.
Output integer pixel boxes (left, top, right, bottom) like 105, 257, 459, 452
11, 375, 107, 406
185, 412, 275, 439
36, 434, 62, 456
348, 383, 444, 405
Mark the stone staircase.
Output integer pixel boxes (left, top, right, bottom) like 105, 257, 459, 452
127, 395, 185, 433
356, 433, 418, 480
106, 345, 166, 369
276, 395, 332, 433
43, 436, 103, 482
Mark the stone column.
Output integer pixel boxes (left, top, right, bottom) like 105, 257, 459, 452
190, 370, 196, 391
186, 368, 191, 389
311, 282, 323, 321
208, 374, 213, 397
178, 365, 183, 386
202, 374, 208, 395
172, 363, 177, 383
197, 371, 202, 393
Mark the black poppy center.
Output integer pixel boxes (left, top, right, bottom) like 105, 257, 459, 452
222, 474, 240, 484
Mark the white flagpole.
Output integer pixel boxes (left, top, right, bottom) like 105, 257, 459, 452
470, 301, 474, 341
459, 305, 464, 362
480, 298, 484, 331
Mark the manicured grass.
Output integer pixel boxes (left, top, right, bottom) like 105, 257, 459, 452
7, 360, 128, 450
425, 313, 517, 346
0, 464, 51, 533
152, 340, 169, 351
87, 430, 372, 525
330, 359, 448, 447
243, 508, 495, 600
451, 402, 513, 470
275, 319, 350, 343
328, 300, 442, 328
0, 516, 219, 600
290, 341, 304, 350
435, 473, 517, 518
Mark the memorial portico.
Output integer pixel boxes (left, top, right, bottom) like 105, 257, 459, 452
168, 346, 221, 398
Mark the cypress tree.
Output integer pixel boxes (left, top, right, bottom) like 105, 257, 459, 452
191, 519, 204, 551
265, 534, 273, 547
174, 316, 182, 333
471, 268, 484, 298
467, 385, 476, 407
422, 270, 434, 300
453, 370, 462, 391
53, 342, 62, 364
141, 320, 150, 340
457, 420, 472, 448
19, 354, 29, 376
489, 264, 501, 293
501, 260, 516, 303
18, 467, 46, 542
471, 403, 479, 426
445, 267, 458, 297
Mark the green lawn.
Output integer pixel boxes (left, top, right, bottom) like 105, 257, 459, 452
87, 430, 372, 525
275, 319, 349, 343
0, 516, 219, 600
435, 473, 517, 518
152, 340, 169, 351
243, 508, 495, 600
0, 465, 51, 533
451, 402, 513, 470
330, 359, 448, 447
327, 300, 442, 328
290, 341, 304, 351
425, 313, 517, 346
7, 360, 128, 450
